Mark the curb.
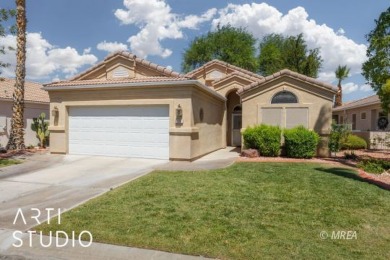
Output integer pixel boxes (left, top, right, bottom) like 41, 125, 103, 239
358, 169, 390, 190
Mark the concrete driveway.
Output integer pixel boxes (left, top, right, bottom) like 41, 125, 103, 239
0, 154, 167, 231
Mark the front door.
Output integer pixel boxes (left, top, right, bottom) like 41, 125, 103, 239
232, 114, 242, 146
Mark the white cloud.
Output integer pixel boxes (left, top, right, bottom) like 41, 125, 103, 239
343, 82, 373, 94
114, 0, 216, 58
360, 84, 372, 92
96, 41, 128, 53
210, 3, 367, 83
336, 28, 345, 36
178, 9, 217, 29
0, 32, 97, 80
343, 82, 359, 94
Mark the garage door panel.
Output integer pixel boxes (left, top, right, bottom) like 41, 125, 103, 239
69, 106, 169, 159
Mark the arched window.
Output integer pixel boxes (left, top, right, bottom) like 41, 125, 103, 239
233, 105, 242, 113
271, 91, 298, 104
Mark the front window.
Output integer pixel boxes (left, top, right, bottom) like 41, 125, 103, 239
271, 91, 298, 104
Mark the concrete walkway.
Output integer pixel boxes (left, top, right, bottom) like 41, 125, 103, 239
0, 229, 208, 260
157, 147, 240, 171
0, 154, 167, 231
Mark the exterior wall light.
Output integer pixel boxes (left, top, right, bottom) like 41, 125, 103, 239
176, 104, 183, 125
51, 106, 59, 126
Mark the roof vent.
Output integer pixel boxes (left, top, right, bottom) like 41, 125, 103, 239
208, 70, 223, 80
112, 67, 129, 78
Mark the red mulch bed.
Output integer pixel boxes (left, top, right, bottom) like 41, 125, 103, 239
238, 149, 390, 190
335, 149, 390, 160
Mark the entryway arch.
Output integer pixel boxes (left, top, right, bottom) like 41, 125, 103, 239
226, 90, 241, 146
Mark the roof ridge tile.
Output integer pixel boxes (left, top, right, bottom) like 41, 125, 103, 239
69, 51, 185, 81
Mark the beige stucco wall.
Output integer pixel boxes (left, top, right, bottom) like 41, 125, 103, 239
190, 88, 225, 159
240, 77, 335, 157
47, 84, 225, 161
213, 77, 254, 147
0, 100, 49, 147
333, 103, 390, 131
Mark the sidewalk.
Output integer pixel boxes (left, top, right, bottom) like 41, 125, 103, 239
157, 147, 240, 171
0, 229, 210, 260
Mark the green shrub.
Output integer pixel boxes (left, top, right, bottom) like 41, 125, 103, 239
284, 126, 319, 158
328, 123, 350, 156
243, 124, 281, 157
357, 158, 390, 174
341, 135, 367, 150
242, 126, 257, 150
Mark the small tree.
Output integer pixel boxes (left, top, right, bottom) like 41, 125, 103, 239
31, 112, 49, 148
258, 33, 322, 77
7, 0, 27, 150
0, 8, 16, 77
182, 25, 258, 73
334, 65, 350, 107
328, 123, 350, 156
362, 7, 390, 112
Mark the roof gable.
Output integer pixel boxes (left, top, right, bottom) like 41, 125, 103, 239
186, 59, 263, 81
238, 69, 337, 95
213, 71, 261, 89
71, 51, 185, 81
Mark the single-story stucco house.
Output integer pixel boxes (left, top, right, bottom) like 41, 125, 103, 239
43, 51, 337, 160
333, 94, 390, 149
0, 78, 49, 147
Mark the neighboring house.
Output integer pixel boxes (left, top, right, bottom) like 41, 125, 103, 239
333, 95, 390, 149
43, 51, 336, 160
0, 78, 49, 147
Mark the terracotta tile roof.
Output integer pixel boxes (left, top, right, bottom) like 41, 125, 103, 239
333, 95, 380, 111
213, 71, 262, 87
185, 59, 264, 80
44, 76, 191, 87
0, 78, 49, 103
71, 51, 186, 80
238, 69, 337, 94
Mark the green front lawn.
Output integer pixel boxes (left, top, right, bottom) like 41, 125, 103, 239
37, 163, 390, 259
0, 158, 20, 168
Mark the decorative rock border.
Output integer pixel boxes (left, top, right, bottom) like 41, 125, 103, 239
357, 169, 390, 190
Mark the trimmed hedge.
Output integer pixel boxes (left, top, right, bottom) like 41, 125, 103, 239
341, 135, 367, 150
284, 126, 319, 158
243, 124, 281, 157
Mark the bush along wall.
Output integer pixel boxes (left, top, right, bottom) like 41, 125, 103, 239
341, 134, 367, 150
284, 126, 320, 159
243, 124, 281, 157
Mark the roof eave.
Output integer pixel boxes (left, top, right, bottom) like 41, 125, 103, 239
238, 74, 337, 95
333, 101, 380, 112
43, 80, 226, 102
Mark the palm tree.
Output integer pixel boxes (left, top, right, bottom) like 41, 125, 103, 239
6, 0, 26, 150
334, 65, 350, 107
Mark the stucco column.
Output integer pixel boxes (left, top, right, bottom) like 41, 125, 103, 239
221, 101, 227, 148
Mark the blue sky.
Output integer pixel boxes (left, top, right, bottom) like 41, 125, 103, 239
1, 0, 389, 101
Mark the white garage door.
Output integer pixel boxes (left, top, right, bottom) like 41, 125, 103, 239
68, 106, 169, 159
